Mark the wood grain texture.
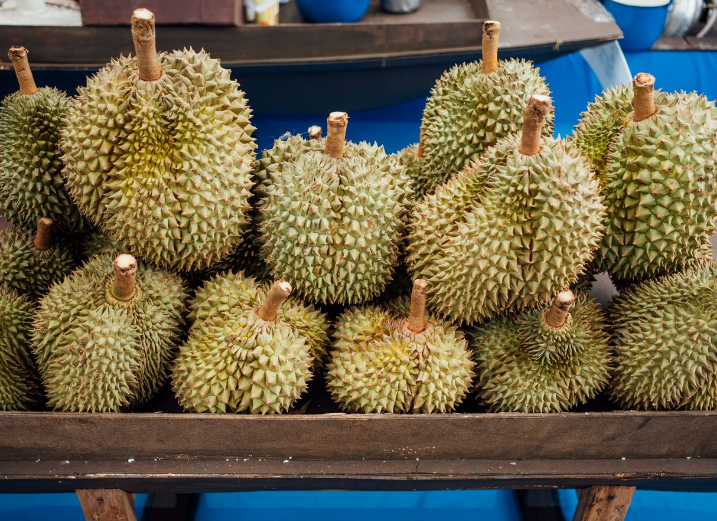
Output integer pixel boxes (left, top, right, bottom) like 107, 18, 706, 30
77, 489, 137, 521
573, 486, 635, 521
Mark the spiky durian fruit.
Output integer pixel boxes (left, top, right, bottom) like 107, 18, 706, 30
33, 253, 187, 412
610, 261, 717, 410
172, 275, 329, 413
573, 73, 717, 281
60, 9, 255, 271
394, 142, 430, 198
0, 218, 75, 299
471, 291, 611, 412
408, 96, 605, 324
0, 47, 86, 234
327, 280, 474, 413
419, 21, 553, 194
81, 232, 130, 259
260, 113, 412, 305
0, 286, 41, 410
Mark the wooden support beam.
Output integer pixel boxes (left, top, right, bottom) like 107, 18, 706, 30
573, 486, 635, 521
77, 489, 137, 521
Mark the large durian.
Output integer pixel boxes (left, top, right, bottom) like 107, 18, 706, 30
471, 290, 612, 413
610, 261, 717, 410
33, 253, 187, 412
0, 47, 86, 233
0, 218, 75, 299
408, 96, 605, 324
419, 21, 553, 194
60, 9, 256, 271
327, 280, 474, 413
573, 73, 717, 281
172, 275, 329, 414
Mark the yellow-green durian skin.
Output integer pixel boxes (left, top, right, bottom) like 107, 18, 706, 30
327, 297, 474, 413
420, 59, 553, 194
172, 272, 329, 414
394, 144, 430, 198
610, 261, 717, 410
61, 50, 256, 271
471, 294, 612, 413
81, 231, 131, 259
0, 286, 41, 410
408, 135, 605, 325
32, 254, 187, 412
0, 226, 75, 300
0, 87, 87, 233
573, 85, 717, 280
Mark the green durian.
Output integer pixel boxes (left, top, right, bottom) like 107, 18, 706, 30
408, 96, 605, 324
573, 73, 717, 281
0, 218, 75, 300
0, 47, 87, 234
419, 21, 553, 194
172, 274, 329, 414
33, 253, 187, 412
610, 261, 717, 410
471, 291, 612, 413
61, 9, 256, 271
327, 280, 474, 413
394, 142, 430, 198
0, 286, 41, 410
81, 231, 130, 259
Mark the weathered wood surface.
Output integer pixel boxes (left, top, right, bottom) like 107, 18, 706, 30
77, 489, 137, 521
573, 486, 635, 521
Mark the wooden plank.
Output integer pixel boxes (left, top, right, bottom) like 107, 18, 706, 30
77, 489, 137, 521
573, 486, 635, 521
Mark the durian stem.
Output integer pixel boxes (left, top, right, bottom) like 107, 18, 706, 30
545, 290, 575, 328
112, 254, 138, 301
324, 112, 348, 159
308, 125, 322, 140
518, 95, 551, 156
8, 46, 38, 96
481, 20, 501, 75
407, 279, 428, 334
257, 280, 292, 321
416, 128, 425, 159
33, 217, 53, 252
131, 9, 162, 82
633, 73, 657, 122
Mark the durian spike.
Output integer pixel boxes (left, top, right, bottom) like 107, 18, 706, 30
545, 290, 575, 328
308, 125, 322, 140
518, 95, 551, 156
633, 72, 657, 122
407, 279, 428, 334
33, 217, 53, 252
112, 254, 138, 301
481, 20, 501, 75
416, 128, 425, 159
324, 112, 348, 159
257, 280, 292, 321
7, 46, 38, 96
131, 8, 162, 82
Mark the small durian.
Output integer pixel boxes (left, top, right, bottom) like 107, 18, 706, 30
327, 280, 474, 413
61, 9, 256, 271
33, 254, 187, 412
81, 231, 131, 259
610, 261, 717, 410
394, 140, 429, 198
471, 290, 612, 413
0, 46, 87, 233
408, 96, 605, 324
0, 218, 75, 299
172, 275, 329, 414
419, 21, 553, 193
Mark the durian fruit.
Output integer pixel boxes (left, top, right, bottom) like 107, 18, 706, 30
408, 96, 605, 324
0, 218, 75, 299
81, 231, 130, 259
61, 9, 256, 271
394, 139, 430, 198
172, 275, 329, 414
573, 73, 717, 281
0, 286, 41, 410
610, 261, 717, 410
419, 21, 553, 194
327, 279, 474, 413
471, 290, 612, 413
0, 46, 86, 234
32, 253, 187, 412
260, 113, 412, 305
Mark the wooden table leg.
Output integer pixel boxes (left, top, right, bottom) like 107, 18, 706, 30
573, 486, 636, 521
77, 489, 137, 521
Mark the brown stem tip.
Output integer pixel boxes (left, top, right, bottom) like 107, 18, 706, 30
633, 72, 657, 122
545, 290, 575, 328
33, 217, 53, 252
112, 254, 138, 301
8, 46, 38, 96
519, 94, 551, 156
407, 279, 428, 334
324, 112, 348, 159
308, 125, 322, 140
257, 280, 292, 321
131, 8, 162, 82
481, 20, 501, 75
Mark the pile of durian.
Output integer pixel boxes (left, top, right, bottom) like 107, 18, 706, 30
2, 13, 717, 414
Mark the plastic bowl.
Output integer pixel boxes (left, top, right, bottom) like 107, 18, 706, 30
604, 0, 671, 51
295, 0, 371, 23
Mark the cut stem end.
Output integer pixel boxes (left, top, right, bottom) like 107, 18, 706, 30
33, 217, 53, 252
308, 125, 322, 140
324, 112, 348, 159
407, 279, 428, 334
131, 9, 162, 82
519, 95, 551, 156
633, 72, 657, 122
8, 46, 38, 95
257, 280, 292, 321
545, 290, 575, 328
112, 254, 138, 301
481, 20, 501, 75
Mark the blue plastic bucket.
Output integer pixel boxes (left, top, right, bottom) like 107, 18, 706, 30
604, 0, 671, 51
295, 0, 371, 23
